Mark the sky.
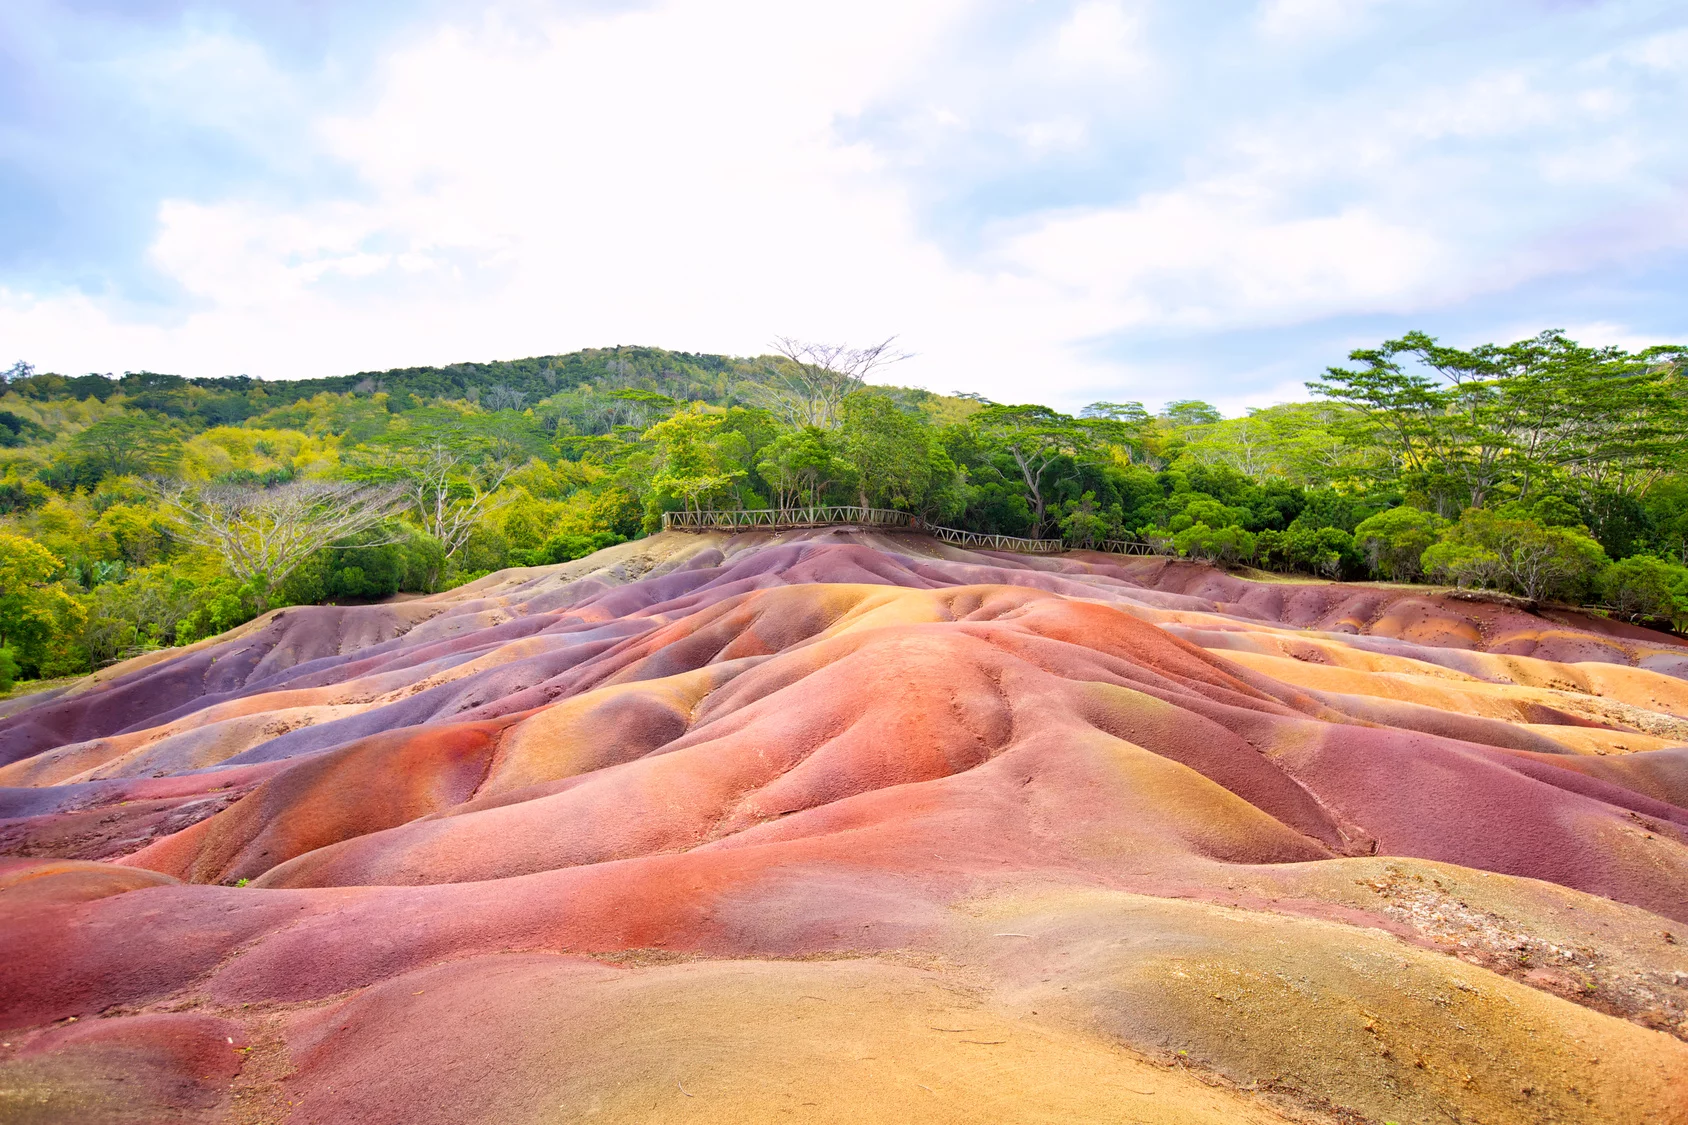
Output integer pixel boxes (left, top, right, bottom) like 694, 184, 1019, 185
1, 0, 1685, 414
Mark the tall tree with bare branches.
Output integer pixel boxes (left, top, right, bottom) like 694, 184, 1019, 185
747, 337, 910, 429
355, 410, 543, 559
388, 441, 521, 559
155, 481, 408, 597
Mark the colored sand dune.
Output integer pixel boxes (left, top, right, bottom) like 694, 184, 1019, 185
1, 528, 1686, 1124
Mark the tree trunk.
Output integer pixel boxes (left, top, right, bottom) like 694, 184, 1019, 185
1011, 448, 1046, 535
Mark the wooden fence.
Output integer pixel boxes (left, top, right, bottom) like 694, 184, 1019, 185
660, 507, 1182, 558
921, 524, 1067, 555
661, 506, 913, 532
1096, 539, 1172, 557
661, 507, 1072, 554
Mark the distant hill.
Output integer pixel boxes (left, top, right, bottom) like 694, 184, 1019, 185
6, 345, 961, 427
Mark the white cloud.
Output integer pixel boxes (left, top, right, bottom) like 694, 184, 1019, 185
997, 192, 1450, 327
1621, 26, 1688, 73
1391, 70, 1560, 141
1014, 117, 1089, 151
1256, 0, 1386, 41
3, 0, 1686, 411
7, 0, 1120, 401
1533, 321, 1661, 353
1049, 1, 1147, 73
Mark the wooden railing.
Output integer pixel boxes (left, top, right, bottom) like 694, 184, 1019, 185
660, 508, 1181, 558
1096, 538, 1173, 557
661, 507, 1066, 554
661, 506, 914, 531
922, 524, 1066, 555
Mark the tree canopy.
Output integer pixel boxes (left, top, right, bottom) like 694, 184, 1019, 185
2, 330, 1686, 684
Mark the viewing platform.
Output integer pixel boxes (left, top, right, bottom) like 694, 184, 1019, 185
660, 506, 1171, 557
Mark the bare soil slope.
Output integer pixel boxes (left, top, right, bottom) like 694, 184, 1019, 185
2, 529, 1685, 1124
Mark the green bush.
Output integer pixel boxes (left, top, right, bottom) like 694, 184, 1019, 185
1167, 495, 1252, 534
1173, 523, 1256, 565
276, 525, 447, 603
1420, 541, 1505, 589
1597, 555, 1688, 628
175, 577, 267, 644
1281, 525, 1355, 578
1353, 506, 1445, 581
509, 530, 628, 567
78, 566, 209, 665
1422, 510, 1606, 602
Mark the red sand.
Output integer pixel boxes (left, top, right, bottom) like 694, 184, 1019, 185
1, 530, 1685, 1124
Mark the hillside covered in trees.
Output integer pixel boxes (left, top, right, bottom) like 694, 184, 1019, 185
0, 330, 1685, 689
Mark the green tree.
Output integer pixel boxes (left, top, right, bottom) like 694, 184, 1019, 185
1161, 400, 1222, 427
1078, 402, 1154, 463
91, 502, 167, 566
71, 414, 181, 479
358, 409, 547, 559
1280, 525, 1355, 578
155, 481, 410, 599
1173, 522, 1256, 565
1168, 495, 1252, 533
757, 427, 854, 509
1424, 510, 1606, 602
1644, 478, 1688, 565
0, 532, 87, 676
644, 407, 746, 515
1058, 492, 1116, 549
969, 404, 1088, 536
840, 391, 954, 514
77, 566, 209, 666
1421, 540, 1505, 589
1080, 401, 1150, 426
1309, 341, 1455, 505
1181, 402, 1371, 488
1353, 507, 1445, 582
1314, 330, 1688, 518
1597, 555, 1688, 627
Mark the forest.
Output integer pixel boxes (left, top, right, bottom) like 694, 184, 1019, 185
0, 329, 1684, 691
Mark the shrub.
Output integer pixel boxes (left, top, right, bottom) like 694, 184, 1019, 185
1170, 495, 1251, 533
1173, 523, 1256, 565
1353, 506, 1444, 581
1058, 492, 1116, 549
275, 525, 447, 603
1423, 510, 1606, 602
0, 531, 87, 677
1281, 525, 1355, 578
175, 577, 267, 645
1420, 541, 1505, 589
78, 566, 210, 665
1597, 555, 1688, 628
510, 530, 628, 567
